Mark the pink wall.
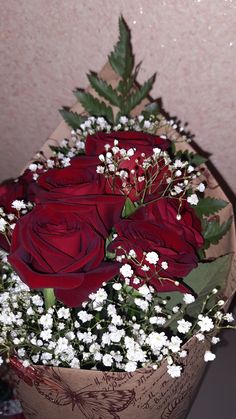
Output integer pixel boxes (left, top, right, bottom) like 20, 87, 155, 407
0, 0, 236, 194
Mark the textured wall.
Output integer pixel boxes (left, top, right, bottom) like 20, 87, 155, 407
0, 0, 236, 194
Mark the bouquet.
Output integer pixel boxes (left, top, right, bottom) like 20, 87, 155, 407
0, 16, 235, 419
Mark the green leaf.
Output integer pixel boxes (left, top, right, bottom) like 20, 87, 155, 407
203, 216, 233, 249
142, 101, 160, 119
59, 108, 86, 130
194, 197, 228, 218
162, 254, 232, 331
122, 198, 137, 218
43, 288, 56, 310
185, 254, 232, 317
108, 16, 134, 79
174, 151, 207, 167
124, 74, 156, 114
190, 153, 208, 166
87, 73, 121, 107
74, 90, 114, 123
105, 234, 116, 261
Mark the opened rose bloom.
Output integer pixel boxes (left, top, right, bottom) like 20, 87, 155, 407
8, 196, 125, 307
109, 198, 204, 293
85, 131, 171, 201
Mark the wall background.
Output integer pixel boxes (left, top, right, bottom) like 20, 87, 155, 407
0, 0, 235, 194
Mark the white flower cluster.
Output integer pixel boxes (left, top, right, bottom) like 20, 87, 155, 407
0, 200, 33, 238
117, 249, 173, 291
0, 256, 234, 379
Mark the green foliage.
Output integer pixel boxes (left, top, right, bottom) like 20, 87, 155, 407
190, 153, 208, 166
61, 17, 156, 127
108, 16, 134, 79
142, 101, 160, 119
202, 216, 233, 249
162, 254, 232, 332
87, 73, 121, 107
74, 90, 114, 123
124, 74, 156, 114
194, 197, 228, 218
175, 150, 208, 167
59, 108, 86, 130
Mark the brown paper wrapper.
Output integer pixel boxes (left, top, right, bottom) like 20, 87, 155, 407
14, 63, 236, 419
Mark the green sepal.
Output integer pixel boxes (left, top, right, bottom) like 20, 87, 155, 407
122, 198, 137, 218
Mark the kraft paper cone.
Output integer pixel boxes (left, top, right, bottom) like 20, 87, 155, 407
14, 63, 235, 419
12, 336, 210, 419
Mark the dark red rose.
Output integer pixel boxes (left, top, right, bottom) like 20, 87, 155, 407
0, 170, 36, 251
85, 131, 171, 201
109, 198, 204, 293
86, 131, 170, 156
31, 156, 107, 202
8, 197, 125, 307
0, 170, 34, 214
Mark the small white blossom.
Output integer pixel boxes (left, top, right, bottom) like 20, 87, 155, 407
129, 249, 137, 258
125, 361, 137, 372
77, 311, 93, 323
196, 333, 205, 342
146, 332, 168, 352
145, 251, 159, 265
120, 264, 134, 278
161, 261, 168, 270
120, 116, 128, 124
183, 294, 195, 304
167, 364, 182, 378
0, 218, 7, 232
168, 336, 182, 353
96, 165, 105, 174
197, 183, 205, 192
112, 283, 122, 291
177, 319, 192, 334
223, 313, 234, 322
134, 298, 149, 311
198, 315, 214, 332
57, 307, 70, 319
187, 194, 199, 206
204, 350, 216, 362
11, 200, 26, 211
211, 337, 220, 344
172, 306, 180, 313
47, 159, 55, 168
102, 354, 113, 367
29, 163, 38, 172
138, 284, 151, 297
40, 329, 52, 341
141, 264, 150, 272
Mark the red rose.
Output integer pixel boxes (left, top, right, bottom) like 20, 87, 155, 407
0, 170, 36, 251
85, 131, 170, 156
31, 156, 107, 202
0, 170, 34, 214
86, 131, 171, 201
109, 198, 204, 293
8, 197, 125, 307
